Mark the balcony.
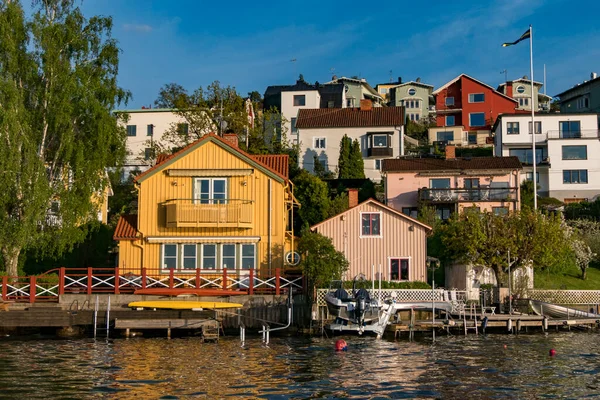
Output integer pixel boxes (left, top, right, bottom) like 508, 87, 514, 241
165, 199, 253, 228
367, 146, 393, 157
547, 130, 600, 140
418, 187, 518, 203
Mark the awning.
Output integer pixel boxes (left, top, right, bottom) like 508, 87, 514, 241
146, 236, 261, 244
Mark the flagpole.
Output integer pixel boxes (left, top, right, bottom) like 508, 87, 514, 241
529, 25, 537, 210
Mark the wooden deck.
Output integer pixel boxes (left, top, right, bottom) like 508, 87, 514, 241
115, 318, 221, 340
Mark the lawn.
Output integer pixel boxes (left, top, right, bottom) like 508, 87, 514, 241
534, 263, 600, 290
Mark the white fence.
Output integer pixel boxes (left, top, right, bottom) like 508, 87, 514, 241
316, 289, 449, 306
526, 290, 600, 305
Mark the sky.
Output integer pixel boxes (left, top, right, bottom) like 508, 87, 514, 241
68, 0, 600, 108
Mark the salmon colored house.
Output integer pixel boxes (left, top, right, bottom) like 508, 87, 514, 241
113, 133, 299, 281
311, 190, 432, 283
382, 146, 522, 220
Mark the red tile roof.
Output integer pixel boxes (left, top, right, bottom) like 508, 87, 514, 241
113, 215, 138, 240
382, 156, 522, 172
251, 154, 289, 179
134, 133, 289, 183
295, 107, 404, 129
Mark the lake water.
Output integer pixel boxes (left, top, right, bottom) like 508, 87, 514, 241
1, 332, 600, 399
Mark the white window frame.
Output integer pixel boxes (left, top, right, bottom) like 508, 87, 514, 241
126, 125, 137, 137
221, 244, 237, 270
445, 97, 454, 106
528, 121, 542, 134
389, 257, 410, 281
507, 122, 520, 135
162, 244, 178, 271
469, 112, 486, 127
408, 88, 416, 96
372, 134, 388, 147
241, 243, 256, 270
360, 212, 382, 238
293, 94, 305, 106
468, 93, 485, 103
182, 244, 197, 270
516, 85, 526, 94
519, 98, 529, 107
445, 116, 455, 126
201, 243, 218, 270
313, 137, 326, 149
375, 159, 382, 171
194, 178, 227, 204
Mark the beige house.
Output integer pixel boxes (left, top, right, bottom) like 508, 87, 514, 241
311, 189, 431, 283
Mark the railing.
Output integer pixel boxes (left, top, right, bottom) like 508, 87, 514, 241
316, 288, 462, 306
418, 187, 518, 202
0, 267, 304, 303
367, 147, 393, 157
164, 199, 253, 228
526, 290, 600, 305
547, 130, 600, 140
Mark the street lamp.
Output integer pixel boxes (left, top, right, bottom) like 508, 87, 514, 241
427, 257, 441, 341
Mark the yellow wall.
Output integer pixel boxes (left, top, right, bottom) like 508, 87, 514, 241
118, 139, 294, 276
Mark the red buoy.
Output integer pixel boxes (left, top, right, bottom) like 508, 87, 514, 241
335, 339, 347, 351
549, 349, 556, 356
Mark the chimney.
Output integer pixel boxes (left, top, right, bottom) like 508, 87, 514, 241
360, 99, 373, 111
348, 188, 359, 208
416, 77, 421, 83
398, 77, 402, 84
222, 133, 239, 148
445, 145, 456, 159
506, 81, 513, 98
332, 75, 337, 81
592, 72, 598, 80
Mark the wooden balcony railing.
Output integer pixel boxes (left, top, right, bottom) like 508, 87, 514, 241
367, 147, 393, 157
165, 199, 253, 228
418, 187, 518, 203
547, 130, 600, 139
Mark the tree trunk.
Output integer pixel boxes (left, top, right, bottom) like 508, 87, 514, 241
1, 246, 21, 277
582, 266, 588, 280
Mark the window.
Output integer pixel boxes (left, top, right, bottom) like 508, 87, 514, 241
390, 259, 409, 281
313, 137, 326, 149
147, 124, 154, 136
464, 178, 479, 188
373, 135, 388, 147
415, 114, 420, 121
519, 98, 529, 107
202, 244, 217, 269
516, 85, 526, 94
291, 117, 297, 134
563, 170, 588, 184
435, 207, 452, 220
346, 98, 355, 107
241, 244, 255, 269
327, 100, 335, 108
408, 88, 416, 96
381, 88, 389, 94
468, 133, 477, 145
222, 244, 236, 269
562, 145, 587, 160
469, 93, 485, 103
464, 206, 480, 214
507, 122, 520, 135
401, 207, 418, 219
493, 207, 509, 216
415, 100, 420, 108
469, 112, 486, 127
182, 244, 197, 270
177, 123, 189, 135
361, 213, 381, 236
430, 178, 450, 189
436, 131, 454, 142
162, 244, 177, 269
559, 121, 581, 138
577, 96, 590, 109
525, 172, 540, 183
293, 95, 306, 106
445, 116, 455, 126
144, 148, 154, 161
509, 148, 546, 164
194, 178, 227, 204
445, 97, 454, 106
126, 125, 137, 137
528, 121, 542, 134
375, 159, 382, 171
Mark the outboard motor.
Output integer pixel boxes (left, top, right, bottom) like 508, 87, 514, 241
356, 296, 366, 326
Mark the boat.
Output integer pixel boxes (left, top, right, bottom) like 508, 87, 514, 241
128, 300, 243, 310
134, 288, 247, 297
529, 300, 600, 319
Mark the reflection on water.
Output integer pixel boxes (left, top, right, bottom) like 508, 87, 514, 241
1, 332, 600, 398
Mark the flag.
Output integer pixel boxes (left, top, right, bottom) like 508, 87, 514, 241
502, 28, 531, 47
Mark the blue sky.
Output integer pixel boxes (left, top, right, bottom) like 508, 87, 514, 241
74, 0, 600, 108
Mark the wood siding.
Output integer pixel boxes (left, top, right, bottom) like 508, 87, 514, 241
314, 202, 428, 282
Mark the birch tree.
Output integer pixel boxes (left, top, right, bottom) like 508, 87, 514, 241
0, 0, 128, 276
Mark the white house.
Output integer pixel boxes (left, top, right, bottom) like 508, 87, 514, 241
296, 100, 404, 181
493, 112, 600, 202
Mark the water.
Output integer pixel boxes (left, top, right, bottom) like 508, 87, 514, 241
1, 332, 600, 399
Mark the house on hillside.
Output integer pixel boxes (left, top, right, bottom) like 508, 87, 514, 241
295, 100, 405, 181
493, 112, 600, 202
496, 77, 552, 112
388, 79, 434, 122
113, 133, 299, 279
382, 146, 522, 220
429, 74, 519, 147
325, 76, 383, 107
556, 72, 600, 114
311, 189, 431, 283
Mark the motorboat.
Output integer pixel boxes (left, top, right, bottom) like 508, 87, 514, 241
529, 299, 600, 319
324, 275, 382, 330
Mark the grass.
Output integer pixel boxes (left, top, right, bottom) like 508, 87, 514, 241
534, 263, 600, 290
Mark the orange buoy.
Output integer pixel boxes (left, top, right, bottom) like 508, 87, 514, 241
335, 339, 347, 351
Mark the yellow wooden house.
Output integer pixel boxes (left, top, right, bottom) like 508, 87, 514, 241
114, 133, 299, 279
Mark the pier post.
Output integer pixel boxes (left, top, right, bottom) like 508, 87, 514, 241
275, 268, 280, 296
29, 276, 36, 304
222, 268, 228, 290
87, 267, 93, 295
507, 318, 513, 333
2, 276, 7, 301
249, 269, 254, 295
114, 267, 120, 295
141, 268, 147, 289
58, 267, 65, 296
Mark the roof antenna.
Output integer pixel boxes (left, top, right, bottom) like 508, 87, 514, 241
389, 70, 393, 83
500, 69, 508, 82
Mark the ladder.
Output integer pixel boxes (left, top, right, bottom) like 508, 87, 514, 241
93, 295, 111, 339
463, 311, 478, 335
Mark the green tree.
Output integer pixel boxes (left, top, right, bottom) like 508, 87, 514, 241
313, 155, 327, 179
349, 139, 366, 179
0, 0, 128, 276
337, 135, 352, 179
520, 180, 535, 209
298, 228, 348, 295
154, 83, 190, 109
568, 220, 600, 279
292, 170, 330, 232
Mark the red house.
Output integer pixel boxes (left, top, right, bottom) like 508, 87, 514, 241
431, 74, 518, 146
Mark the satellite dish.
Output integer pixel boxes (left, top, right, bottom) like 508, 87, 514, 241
285, 251, 301, 266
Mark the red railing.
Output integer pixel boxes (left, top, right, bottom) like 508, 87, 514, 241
0, 267, 305, 303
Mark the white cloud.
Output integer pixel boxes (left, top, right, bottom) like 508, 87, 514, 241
123, 23, 153, 33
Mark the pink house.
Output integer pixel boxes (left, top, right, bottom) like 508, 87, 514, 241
311, 190, 432, 283
382, 146, 522, 220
